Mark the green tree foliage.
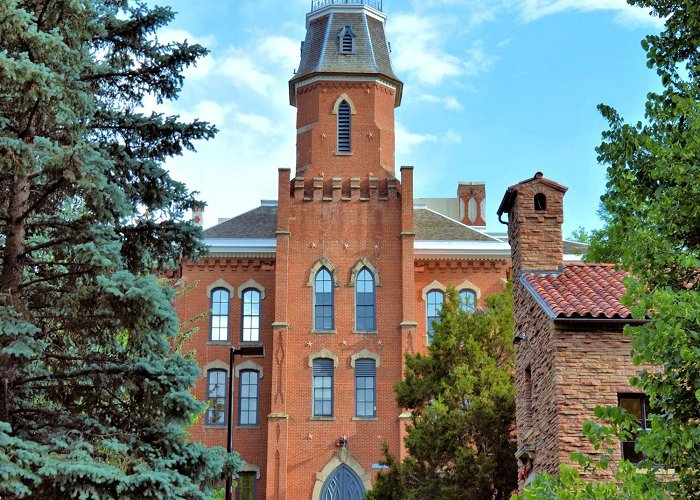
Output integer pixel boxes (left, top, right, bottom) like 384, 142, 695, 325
0, 1, 241, 497
367, 285, 517, 500
522, 0, 700, 497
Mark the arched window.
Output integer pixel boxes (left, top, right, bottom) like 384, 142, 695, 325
534, 193, 547, 211
313, 358, 334, 417
337, 100, 351, 152
210, 288, 230, 341
239, 370, 259, 426
205, 369, 227, 425
241, 289, 261, 342
355, 359, 376, 417
355, 268, 375, 332
314, 268, 334, 330
459, 289, 477, 313
426, 290, 444, 343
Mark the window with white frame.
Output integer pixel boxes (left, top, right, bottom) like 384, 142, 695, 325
205, 369, 227, 425
241, 288, 261, 342
426, 290, 444, 342
210, 288, 230, 341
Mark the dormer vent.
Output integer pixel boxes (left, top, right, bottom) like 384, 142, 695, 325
338, 26, 355, 54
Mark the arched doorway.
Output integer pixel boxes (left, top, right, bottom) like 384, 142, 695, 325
320, 464, 365, 500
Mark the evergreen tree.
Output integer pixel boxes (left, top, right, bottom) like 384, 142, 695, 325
367, 285, 517, 500
518, 0, 700, 497
0, 1, 241, 497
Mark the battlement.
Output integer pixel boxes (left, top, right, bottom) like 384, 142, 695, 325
291, 175, 399, 202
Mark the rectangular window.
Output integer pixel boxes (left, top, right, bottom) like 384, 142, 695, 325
313, 358, 334, 416
355, 268, 376, 331
618, 393, 651, 463
355, 359, 376, 417
239, 371, 259, 426
206, 370, 227, 425
236, 471, 256, 500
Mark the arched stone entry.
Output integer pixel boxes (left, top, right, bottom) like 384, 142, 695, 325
311, 451, 371, 500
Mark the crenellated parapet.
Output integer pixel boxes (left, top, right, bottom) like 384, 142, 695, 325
291, 175, 400, 201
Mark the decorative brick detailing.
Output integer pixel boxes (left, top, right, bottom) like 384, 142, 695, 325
457, 181, 486, 227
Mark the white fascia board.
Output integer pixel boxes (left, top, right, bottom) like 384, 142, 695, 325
563, 254, 583, 262
414, 240, 511, 259
204, 238, 277, 254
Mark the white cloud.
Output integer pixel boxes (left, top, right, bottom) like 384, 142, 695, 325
395, 123, 438, 156
514, 0, 663, 28
233, 113, 274, 135
218, 49, 277, 96
388, 15, 496, 86
419, 94, 463, 110
445, 130, 462, 143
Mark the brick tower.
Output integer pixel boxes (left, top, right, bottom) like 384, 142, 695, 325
268, 2, 413, 499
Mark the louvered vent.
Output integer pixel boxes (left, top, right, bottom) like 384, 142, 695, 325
337, 100, 351, 152
355, 359, 375, 377
342, 31, 353, 52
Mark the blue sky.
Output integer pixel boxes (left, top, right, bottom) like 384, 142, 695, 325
147, 0, 663, 236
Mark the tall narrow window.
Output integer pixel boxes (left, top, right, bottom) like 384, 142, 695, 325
618, 394, 651, 463
355, 268, 376, 331
237, 471, 256, 500
426, 290, 444, 342
241, 289, 261, 342
210, 288, 230, 341
314, 268, 334, 330
205, 369, 227, 426
313, 358, 334, 417
337, 100, 351, 152
459, 289, 477, 313
355, 359, 376, 417
239, 370, 259, 426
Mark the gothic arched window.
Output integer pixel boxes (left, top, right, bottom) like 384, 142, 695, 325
314, 267, 334, 330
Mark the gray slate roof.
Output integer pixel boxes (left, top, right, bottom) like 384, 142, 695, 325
202, 205, 278, 239
291, 9, 399, 85
203, 206, 495, 242
413, 208, 496, 242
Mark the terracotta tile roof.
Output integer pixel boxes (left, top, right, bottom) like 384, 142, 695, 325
523, 264, 631, 319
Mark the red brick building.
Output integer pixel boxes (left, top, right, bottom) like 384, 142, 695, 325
497, 173, 649, 491
176, 2, 593, 499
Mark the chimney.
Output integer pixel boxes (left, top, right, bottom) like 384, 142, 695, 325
496, 172, 568, 278
192, 205, 204, 227
458, 182, 486, 227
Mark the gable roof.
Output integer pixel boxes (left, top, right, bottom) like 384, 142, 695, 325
413, 207, 499, 242
203, 205, 278, 239
522, 264, 632, 319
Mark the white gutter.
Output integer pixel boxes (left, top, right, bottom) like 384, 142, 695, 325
414, 240, 511, 259
203, 238, 276, 255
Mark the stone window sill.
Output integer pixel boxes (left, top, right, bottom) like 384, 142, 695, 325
353, 330, 378, 335
335, 151, 353, 156
312, 329, 336, 334
310, 416, 336, 421
203, 425, 227, 430
235, 425, 261, 430
207, 340, 230, 345
351, 416, 378, 421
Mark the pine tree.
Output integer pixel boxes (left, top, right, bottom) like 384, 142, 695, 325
367, 285, 517, 500
0, 1, 241, 497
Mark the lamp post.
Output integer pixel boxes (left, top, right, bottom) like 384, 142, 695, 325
225, 345, 264, 500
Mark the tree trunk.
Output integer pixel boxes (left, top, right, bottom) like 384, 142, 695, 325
0, 175, 30, 294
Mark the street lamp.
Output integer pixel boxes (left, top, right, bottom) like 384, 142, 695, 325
225, 345, 265, 500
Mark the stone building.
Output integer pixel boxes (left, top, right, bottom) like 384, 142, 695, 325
174, 2, 622, 499
497, 173, 649, 490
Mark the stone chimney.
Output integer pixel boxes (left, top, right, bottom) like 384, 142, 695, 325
192, 205, 204, 227
496, 172, 567, 277
458, 182, 486, 227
